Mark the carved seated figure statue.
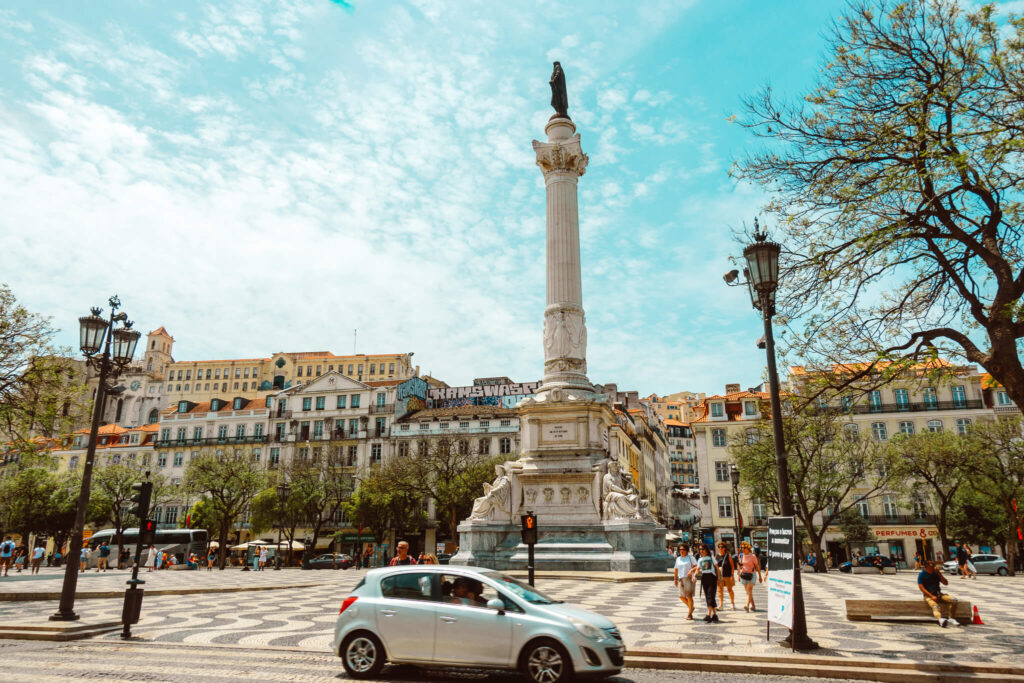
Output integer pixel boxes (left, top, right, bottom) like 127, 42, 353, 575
602, 460, 642, 520
468, 464, 511, 521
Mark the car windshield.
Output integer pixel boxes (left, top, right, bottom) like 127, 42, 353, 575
481, 571, 562, 604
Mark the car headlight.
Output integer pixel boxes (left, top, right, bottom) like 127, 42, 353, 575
569, 618, 608, 643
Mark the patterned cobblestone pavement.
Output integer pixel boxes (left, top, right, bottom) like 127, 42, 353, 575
0, 640, 856, 682
0, 568, 1019, 666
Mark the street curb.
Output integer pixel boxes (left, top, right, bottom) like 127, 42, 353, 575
624, 650, 1023, 682
0, 583, 324, 602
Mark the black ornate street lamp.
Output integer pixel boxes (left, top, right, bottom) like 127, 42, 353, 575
730, 464, 742, 553
51, 296, 140, 621
725, 223, 818, 650
275, 481, 290, 570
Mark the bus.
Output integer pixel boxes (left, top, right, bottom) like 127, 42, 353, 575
85, 528, 209, 568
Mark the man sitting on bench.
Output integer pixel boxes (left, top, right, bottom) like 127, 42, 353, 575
918, 560, 960, 627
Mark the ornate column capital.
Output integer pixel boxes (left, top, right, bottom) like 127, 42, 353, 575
532, 135, 589, 177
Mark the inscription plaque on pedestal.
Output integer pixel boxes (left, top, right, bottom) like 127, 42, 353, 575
541, 422, 576, 443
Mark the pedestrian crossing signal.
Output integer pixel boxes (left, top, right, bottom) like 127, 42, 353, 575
520, 513, 538, 545
141, 519, 157, 545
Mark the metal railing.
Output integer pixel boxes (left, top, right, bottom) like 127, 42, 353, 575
815, 399, 983, 415
156, 436, 268, 448
368, 403, 395, 415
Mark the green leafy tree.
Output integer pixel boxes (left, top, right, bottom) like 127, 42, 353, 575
184, 452, 267, 569
946, 485, 1008, 552
342, 460, 426, 545
963, 417, 1024, 574
0, 285, 89, 447
90, 463, 170, 549
835, 508, 873, 557
730, 409, 900, 572
735, 0, 1024, 407
890, 430, 972, 554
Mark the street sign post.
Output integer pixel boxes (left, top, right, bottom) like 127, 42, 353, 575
766, 516, 796, 641
521, 512, 537, 586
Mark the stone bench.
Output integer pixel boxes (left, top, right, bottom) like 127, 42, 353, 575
845, 598, 973, 622
850, 565, 897, 574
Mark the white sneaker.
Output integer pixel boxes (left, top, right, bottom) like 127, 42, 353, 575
939, 618, 948, 627
947, 618, 961, 627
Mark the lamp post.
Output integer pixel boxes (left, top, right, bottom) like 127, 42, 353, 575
725, 223, 818, 650
730, 464, 742, 553
275, 481, 290, 570
51, 296, 140, 621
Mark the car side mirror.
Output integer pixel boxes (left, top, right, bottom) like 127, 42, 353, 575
486, 598, 505, 614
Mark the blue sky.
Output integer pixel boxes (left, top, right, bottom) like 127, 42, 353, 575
0, 0, 853, 395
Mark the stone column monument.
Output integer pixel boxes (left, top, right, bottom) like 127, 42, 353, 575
450, 63, 672, 572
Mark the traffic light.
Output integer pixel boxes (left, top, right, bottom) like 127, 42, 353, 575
520, 512, 538, 545
141, 519, 157, 545
127, 482, 152, 521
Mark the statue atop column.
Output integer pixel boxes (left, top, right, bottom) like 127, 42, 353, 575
549, 61, 569, 119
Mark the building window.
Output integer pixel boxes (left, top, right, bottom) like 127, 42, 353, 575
745, 427, 758, 444
254, 423, 263, 438
951, 385, 966, 408
375, 417, 386, 435
712, 428, 726, 447
710, 403, 724, 418
717, 496, 733, 518
841, 395, 852, 411
715, 461, 730, 481
459, 421, 470, 428
856, 497, 869, 517
299, 447, 309, 461
997, 390, 1011, 406
419, 423, 429, 430
173, 452, 183, 467
337, 395, 346, 409
351, 395, 360, 408
869, 390, 882, 412
348, 418, 359, 435
316, 396, 325, 410
165, 507, 178, 525
479, 438, 490, 455
158, 453, 167, 467
744, 402, 756, 416
316, 365, 321, 376
500, 437, 512, 454
440, 422, 449, 430
389, 363, 395, 374
899, 421, 914, 435
923, 387, 937, 408
500, 419, 512, 427
371, 443, 382, 464
217, 425, 228, 440
313, 421, 324, 439
302, 398, 312, 411
270, 448, 280, 466
927, 420, 943, 433
297, 366, 303, 377
956, 418, 971, 435
347, 445, 357, 465
68, 455, 79, 469
882, 495, 898, 518
376, 392, 386, 406
369, 364, 375, 374
752, 498, 767, 519
871, 422, 888, 441
398, 441, 409, 457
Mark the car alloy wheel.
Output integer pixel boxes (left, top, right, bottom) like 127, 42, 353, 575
998, 567, 1008, 576
341, 633, 385, 678
526, 642, 567, 683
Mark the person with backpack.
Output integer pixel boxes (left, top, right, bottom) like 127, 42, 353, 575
31, 545, 44, 574
0, 536, 15, 576
96, 541, 111, 572
688, 545, 722, 623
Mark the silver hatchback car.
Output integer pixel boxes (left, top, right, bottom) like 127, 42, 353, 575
333, 565, 624, 682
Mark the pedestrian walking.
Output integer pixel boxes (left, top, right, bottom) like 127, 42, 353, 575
673, 545, 697, 620
30, 545, 44, 574
145, 544, 157, 572
251, 547, 259, 572
914, 552, 922, 570
13, 543, 26, 573
259, 545, 268, 571
1, 536, 18, 576
363, 548, 372, 568
79, 545, 90, 572
96, 541, 110, 572
715, 542, 737, 610
964, 545, 977, 579
421, 554, 438, 565
207, 549, 216, 571
737, 542, 763, 612
689, 545, 721, 623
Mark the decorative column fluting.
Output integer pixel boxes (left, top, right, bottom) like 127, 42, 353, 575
533, 117, 591, 394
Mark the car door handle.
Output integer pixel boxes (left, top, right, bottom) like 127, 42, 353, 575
440, 616, 457, 623
380, 609, 396, 617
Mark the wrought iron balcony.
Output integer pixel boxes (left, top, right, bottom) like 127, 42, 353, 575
815, 399, 983, 415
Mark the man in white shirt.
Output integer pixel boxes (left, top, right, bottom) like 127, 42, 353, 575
673, 545, 698, 620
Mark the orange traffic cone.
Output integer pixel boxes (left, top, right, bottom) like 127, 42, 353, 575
972, 605, 984, 625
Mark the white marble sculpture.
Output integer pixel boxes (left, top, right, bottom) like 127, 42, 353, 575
601, 460, 652, 521
468, 464, 512, 521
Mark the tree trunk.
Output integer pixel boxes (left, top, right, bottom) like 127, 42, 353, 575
218, 521, 230, 570
807, 526, 827, 573
449, 503, 458, 545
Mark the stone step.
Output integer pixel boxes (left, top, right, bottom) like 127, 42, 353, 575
625, 655, 1013, 682
0, 619, 123, 641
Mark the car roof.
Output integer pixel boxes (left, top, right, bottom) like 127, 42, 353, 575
365, 564, 496, 579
